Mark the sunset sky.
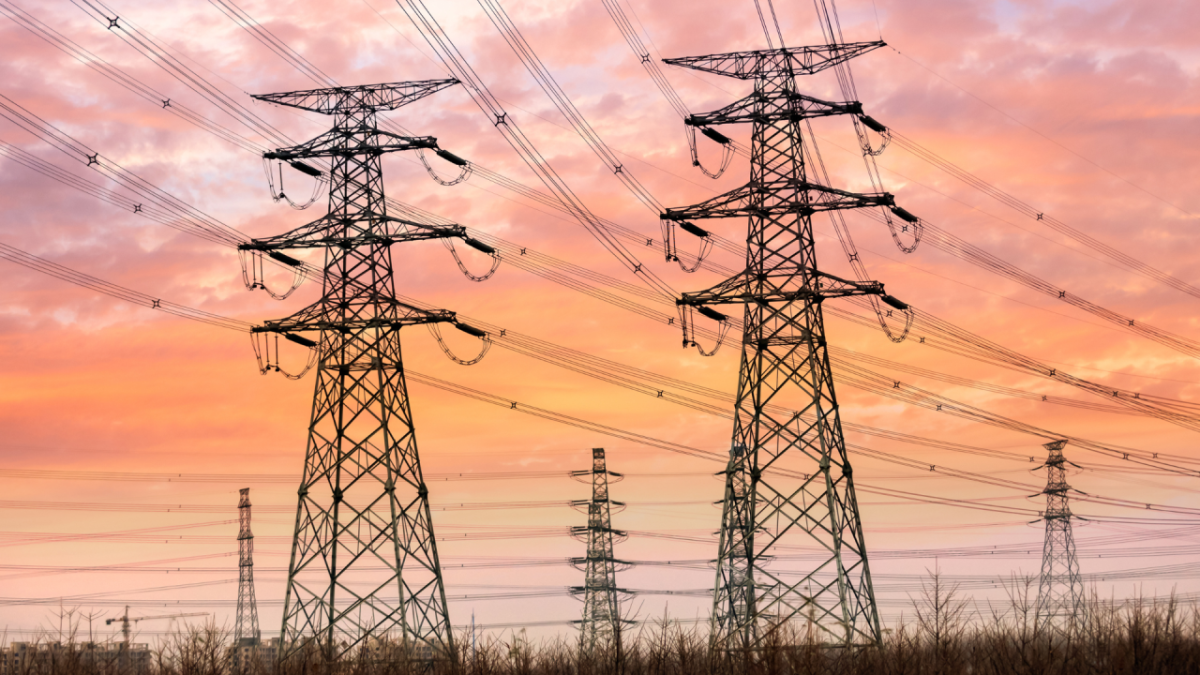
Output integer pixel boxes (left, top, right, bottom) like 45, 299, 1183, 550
0, 0, 1198, 645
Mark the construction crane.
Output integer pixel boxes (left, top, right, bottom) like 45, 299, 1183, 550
106, 606, 208, 647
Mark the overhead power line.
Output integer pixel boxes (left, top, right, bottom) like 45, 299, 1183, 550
56, 0, 1194, 434
0, 238, 253, 332
4, 0, 1195, 509
598, 0, 1200, 308
397, 0, 678, 301
888, 45, 1194, 219
6, 243, 1177, 519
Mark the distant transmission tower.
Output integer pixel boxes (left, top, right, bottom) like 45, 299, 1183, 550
1036, 439, 1084, 632
661, 43, 907, 649
570, 448, 627, 655
235, 488, 260, 647
244, 81, 477, 661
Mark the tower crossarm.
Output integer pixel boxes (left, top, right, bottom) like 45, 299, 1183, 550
570, 585, 629, 593
570, 555, 622, 564
238, 489, 254, 542
680, 269, 886, 309
687, 93, 862, 127
240, 218, 465, 252
663, 42, 885, 79
570, 525, 628, 537
264, 129, 438, 161
251, 80, 460, 114
661, 182, 893, 221
254, 304, 455, 336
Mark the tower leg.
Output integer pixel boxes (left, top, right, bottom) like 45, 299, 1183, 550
712, 299, 881, 648
281, 334, 453, 662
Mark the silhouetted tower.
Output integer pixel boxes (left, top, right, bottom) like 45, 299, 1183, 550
243, 81, 475, 661
661, 43, 906, 649
1036, 439, 1084, 632
570, 448, 626, 655
235, 488, 260, 646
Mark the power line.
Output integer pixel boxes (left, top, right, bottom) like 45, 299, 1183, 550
397, 0, 678, 301
52, 0, 1196, 435
887, 44, 1193, 218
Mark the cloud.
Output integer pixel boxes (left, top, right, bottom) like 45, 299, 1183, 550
0, 0, 1196, 638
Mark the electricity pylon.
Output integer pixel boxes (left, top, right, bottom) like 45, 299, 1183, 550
661, 43, 905, 649
235, 488, 260, 647
244, 81, 471, 661
570, 448, 627, 655
1035, 439, 1084, 632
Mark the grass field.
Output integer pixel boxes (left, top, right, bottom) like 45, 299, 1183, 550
6, 577, 1199, 674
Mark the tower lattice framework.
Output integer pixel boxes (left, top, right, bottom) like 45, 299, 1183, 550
1036, 439, 1084, 632
570, 448, 626, 654
244, 81, 467, 660
235, 488, 261, 646
661, 43, 900, 649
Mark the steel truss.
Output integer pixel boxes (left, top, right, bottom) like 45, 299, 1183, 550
235, 488, 261, 648
245, 81, 463, 662
570, 448, 628, 655
1036, 440, 1084, 632
661, 43, 893, 649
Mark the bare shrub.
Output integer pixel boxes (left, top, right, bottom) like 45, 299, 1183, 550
5, 585, 1200, 675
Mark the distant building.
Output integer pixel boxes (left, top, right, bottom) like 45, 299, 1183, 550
1, 641, 151, 674
229, 636, 281, 672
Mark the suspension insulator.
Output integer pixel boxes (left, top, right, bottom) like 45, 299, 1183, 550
890, 206, 920, 224
284, 333, 317, 348
860, 115, 888, 134
700, 127, 732, 145
697, 306, 728, 322
454, 322, 487, 338
435, 149, 469, 167
463, 237, 497, 254
881, 294, 909, 311
288, 161, 323, 177
679, 221, 709, 238
268, 250, 304, 267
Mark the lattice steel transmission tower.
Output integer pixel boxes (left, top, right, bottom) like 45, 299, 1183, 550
235, 488, 261, 647
1036, 439, 1084, 632
243, 80, 472, 661
570, 448, 627, 655
661, 43, 906, 649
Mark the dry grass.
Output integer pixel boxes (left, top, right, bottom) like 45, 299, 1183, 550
8, 579, 1200, 675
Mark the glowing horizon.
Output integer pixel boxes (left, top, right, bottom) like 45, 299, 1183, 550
0, 0, 1197, 644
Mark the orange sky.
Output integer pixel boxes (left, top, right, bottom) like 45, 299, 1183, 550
0, 0, 1198, 645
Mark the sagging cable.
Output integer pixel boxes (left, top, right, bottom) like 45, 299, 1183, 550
857, 115, 892, 157
686, 126, 734, 179
883, 204, 924, 254
443, 237, 501, 282
251, 332, 318, 380
262, 157, 324, 210
865, 295, 912, 344
868, 294, 914, 344
429, 322, 491, 365
418, 147, 472, 186
238, 249, 307, 300
671, 221, 714, 273
679, 304, 730, 357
